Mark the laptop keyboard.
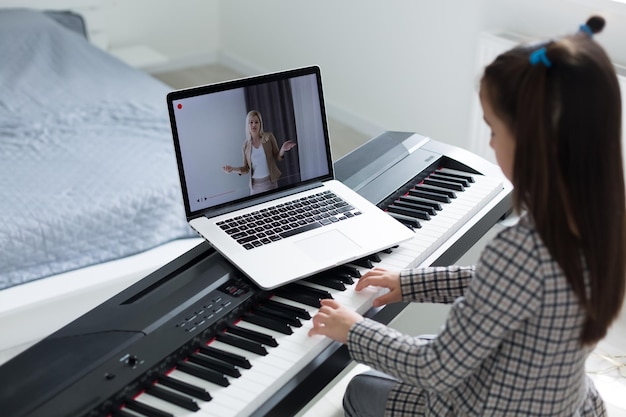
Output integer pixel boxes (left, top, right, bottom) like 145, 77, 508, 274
216, 190, 362, 250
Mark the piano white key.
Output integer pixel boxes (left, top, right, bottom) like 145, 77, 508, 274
132, 391, 197, 416
201, 335, 329, 417
165, 369, 247, 417
116, 406, 146, 417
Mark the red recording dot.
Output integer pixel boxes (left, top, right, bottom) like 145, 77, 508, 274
177, 103, 182, 109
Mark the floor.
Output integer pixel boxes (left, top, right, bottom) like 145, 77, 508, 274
152, 63, 626, 417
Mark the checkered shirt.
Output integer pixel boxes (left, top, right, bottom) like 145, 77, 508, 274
347, 215, 607, 416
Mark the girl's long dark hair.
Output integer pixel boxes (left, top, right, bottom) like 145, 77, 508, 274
481, 16, 625, 345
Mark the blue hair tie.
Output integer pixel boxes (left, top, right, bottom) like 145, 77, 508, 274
579, 23, 593, 37
529, 47, 552, 68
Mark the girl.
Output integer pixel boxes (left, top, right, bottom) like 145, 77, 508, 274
308, 16, 625, 416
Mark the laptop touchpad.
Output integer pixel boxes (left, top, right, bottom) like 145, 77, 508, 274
294, 229, 361, 261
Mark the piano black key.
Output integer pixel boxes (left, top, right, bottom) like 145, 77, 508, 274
304, 275, 346, 291
333, 264, 361, 278
252, 304, 302, 327
283, 282, 332, 300
227, 323, 278, 347
216, 332, 269, 356
272, 289, 322, 308
430, 172, 470, 187
387, 212, 421, 228
158, 375, 212, 401
124, 399, 174, 417
351, 257, 373, 269
438, 167, 476, 182
261, 299, 311, 319
408, 188, 451, 203
176, 361, 230, 387
198, 345, 251, 369
188, 353, 241, 378
326, 271, 355, 285
423, 177, 465, 191
242, 312, 293, 335
416, 184, 457, 198
399, 195, 443, 211
368, 253, 382, 262
387, 204, 431, 221
145, 385, 200, 412
396, 197, 437, 215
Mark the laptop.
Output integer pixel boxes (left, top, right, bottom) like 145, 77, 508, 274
166, 65, 414, 289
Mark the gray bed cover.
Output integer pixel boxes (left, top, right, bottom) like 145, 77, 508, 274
0, 9, 196, 290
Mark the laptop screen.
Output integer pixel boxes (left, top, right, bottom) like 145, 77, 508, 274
167, 66, 334, 218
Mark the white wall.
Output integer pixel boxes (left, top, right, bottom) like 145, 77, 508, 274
217, 0, 626, 150
219, 0, 486, 148
103, 0, 219, 61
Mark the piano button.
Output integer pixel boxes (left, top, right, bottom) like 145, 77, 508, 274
176, 360, 230, 387
226, 323, 278, 347
242, 312, 293, 335
251, 304, 302, 327
158, 375, 212, 401
215, 332, 269, 355
198, 345, 252, 369
123, 398, 174, 417
145, 385, 200, 411
260, 299, 311, 319
188, 353, 241, 378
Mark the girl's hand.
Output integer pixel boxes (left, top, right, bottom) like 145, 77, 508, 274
356, 267, 402, 307
308, 299, 363, 344
223, 165, 234, 173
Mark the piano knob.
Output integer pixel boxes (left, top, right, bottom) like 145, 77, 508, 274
127, 355, 139, 367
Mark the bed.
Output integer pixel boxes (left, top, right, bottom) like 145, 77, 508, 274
0, 8, 202, 360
